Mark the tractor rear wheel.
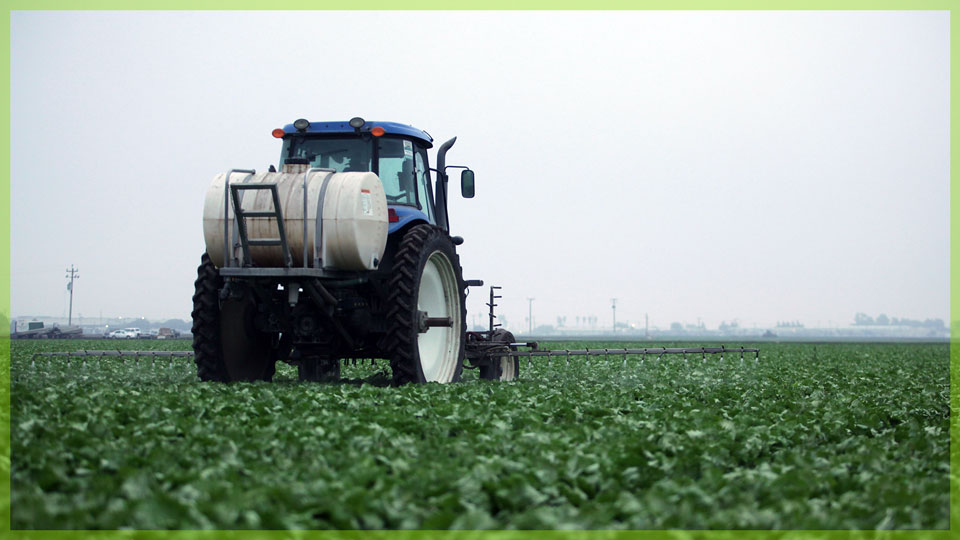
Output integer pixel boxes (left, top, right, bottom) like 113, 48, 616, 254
191, 253, 275, 382
479, 329, 520, 381
387, 225, 466, 385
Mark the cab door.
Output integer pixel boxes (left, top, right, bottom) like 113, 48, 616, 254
414, 145, 435, 223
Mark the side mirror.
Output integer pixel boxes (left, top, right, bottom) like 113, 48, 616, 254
460, 169, 475, 198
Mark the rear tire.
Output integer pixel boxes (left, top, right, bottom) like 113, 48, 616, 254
191, 253, 275, 382
386, 225, 466, 385
192, 253, 229, 381
479, 329, 520, 381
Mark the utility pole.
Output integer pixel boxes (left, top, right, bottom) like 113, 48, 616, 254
611, 298, 617, 334
527, 297, 535, 334
645, 313, 649, 339
65, 265, 79, 326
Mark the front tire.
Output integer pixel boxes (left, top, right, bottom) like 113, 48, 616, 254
386, 225, 466, 385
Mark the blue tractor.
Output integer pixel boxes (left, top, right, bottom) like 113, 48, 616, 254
191, 117, 519, 384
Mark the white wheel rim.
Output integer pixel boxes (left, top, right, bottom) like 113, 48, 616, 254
417, 250, 461, 382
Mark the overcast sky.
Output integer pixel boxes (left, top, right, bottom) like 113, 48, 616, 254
10, 10, 949, 331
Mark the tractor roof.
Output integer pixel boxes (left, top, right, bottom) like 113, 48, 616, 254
280, 120, 434, 148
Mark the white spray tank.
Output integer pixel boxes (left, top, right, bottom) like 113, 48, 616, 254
202, 169, 388, 271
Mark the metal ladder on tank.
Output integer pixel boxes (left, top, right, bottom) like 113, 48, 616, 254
229, 180, 293, 268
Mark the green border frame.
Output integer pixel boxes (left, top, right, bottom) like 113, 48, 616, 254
0, 4, 954, 539
2, 2, 10, 537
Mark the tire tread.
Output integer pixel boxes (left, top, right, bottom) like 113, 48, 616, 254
385, 225, 465, 385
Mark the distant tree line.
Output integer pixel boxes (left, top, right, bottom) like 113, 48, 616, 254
853, 313, 945, 328
669, 322, 706, 332
776, 321, 804, 328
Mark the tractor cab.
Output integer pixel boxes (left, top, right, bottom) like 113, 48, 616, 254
275, 118, 439, 232
273, 117, 473, 234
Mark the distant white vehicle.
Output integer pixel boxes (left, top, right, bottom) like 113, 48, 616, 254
108, 328, 141, 339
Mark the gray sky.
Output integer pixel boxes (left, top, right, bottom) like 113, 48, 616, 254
10, 11, 949, 330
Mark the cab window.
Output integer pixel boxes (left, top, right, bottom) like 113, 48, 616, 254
281, 137, 372, 172
378, 138, 418, 207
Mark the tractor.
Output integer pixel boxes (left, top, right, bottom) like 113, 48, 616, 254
191, 117, 519, 384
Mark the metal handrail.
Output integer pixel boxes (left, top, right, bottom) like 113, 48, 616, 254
223, 169, 255, 267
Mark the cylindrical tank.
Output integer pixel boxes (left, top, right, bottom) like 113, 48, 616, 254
202, 171, 388, 271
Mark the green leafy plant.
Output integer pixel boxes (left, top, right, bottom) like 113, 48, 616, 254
9, 340, 949, 529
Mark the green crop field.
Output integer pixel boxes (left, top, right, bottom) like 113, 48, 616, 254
7, 339, 952, 530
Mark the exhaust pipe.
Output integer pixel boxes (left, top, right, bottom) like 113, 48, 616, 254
435, 136, 457, 232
